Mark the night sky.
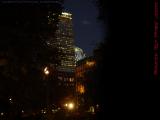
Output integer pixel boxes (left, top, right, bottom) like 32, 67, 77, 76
64, 0, 104, 56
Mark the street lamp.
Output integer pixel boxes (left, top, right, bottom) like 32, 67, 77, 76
44, 67, 50, 75
8, 97, 13, 104
68, 103, 74, 110
43, 66, 50, 115
64, 102, 75, 110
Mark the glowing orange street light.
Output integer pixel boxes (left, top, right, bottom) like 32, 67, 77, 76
64, 102, 75, 110
68, 103, 74, 110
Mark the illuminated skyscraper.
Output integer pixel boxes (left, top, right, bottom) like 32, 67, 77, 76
44, 11, 76, 104
47, 12, 75, 72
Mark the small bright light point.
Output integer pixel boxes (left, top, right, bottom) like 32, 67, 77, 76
45, 70, 49, 75
1, 113, 4, 116
44, 67, 49, 75
96, 104, 99, 108
65, 103, 68, 107
68, 103, 74, 110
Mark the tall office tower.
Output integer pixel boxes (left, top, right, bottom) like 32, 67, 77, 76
46, 12, 76, 103
47, 12, 75, 72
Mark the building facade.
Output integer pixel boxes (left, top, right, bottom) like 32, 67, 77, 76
75, 56, 96, 109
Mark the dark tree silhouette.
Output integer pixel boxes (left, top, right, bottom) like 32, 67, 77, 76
94, 0, 156, 119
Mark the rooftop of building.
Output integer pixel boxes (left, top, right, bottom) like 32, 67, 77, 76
59, 12, 72, 19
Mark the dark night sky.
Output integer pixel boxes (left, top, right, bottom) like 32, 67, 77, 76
64, 0, 104, 56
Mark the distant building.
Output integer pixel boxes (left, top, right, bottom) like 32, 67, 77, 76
75, 56, 96, 109
46, 12, 76, 104
47, 12, 75, 72
75, 46, 86, 62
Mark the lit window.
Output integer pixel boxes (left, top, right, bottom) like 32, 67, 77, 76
86, 61, 95, 67
77, 84, 85, 94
